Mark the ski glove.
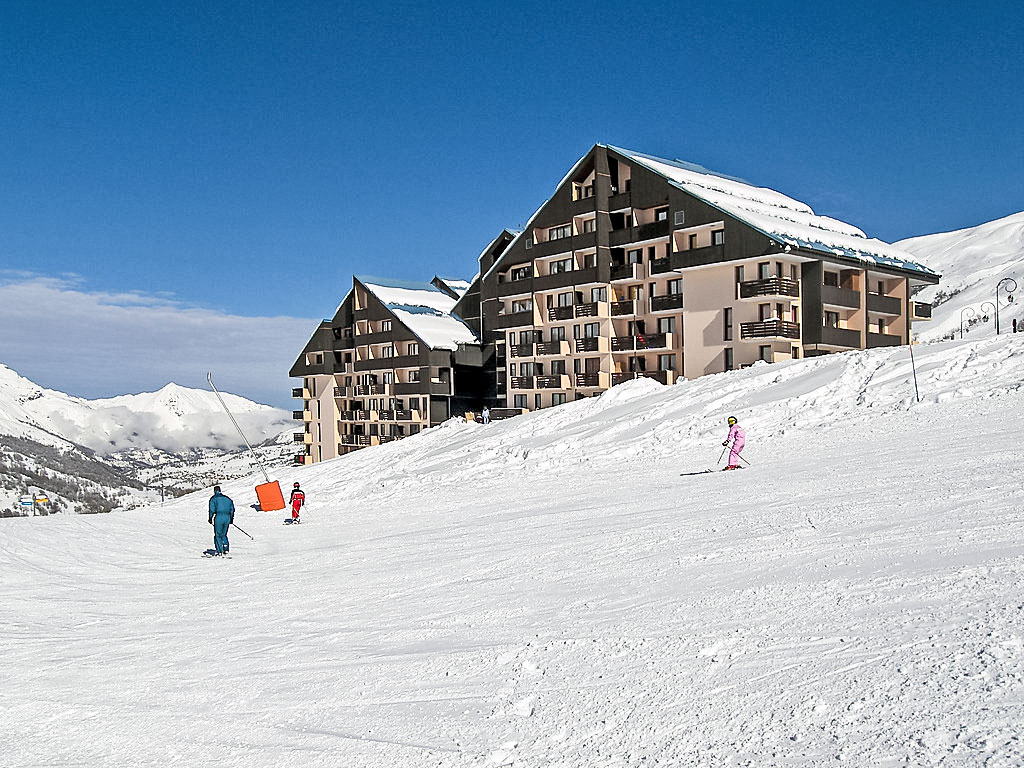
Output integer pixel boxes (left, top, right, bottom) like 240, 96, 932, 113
722, 440, 729, 446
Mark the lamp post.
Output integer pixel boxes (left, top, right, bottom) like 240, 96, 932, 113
960, 302, 995, 339
995, 277, 1017, 335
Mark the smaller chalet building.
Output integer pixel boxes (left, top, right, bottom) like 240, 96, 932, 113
290, 276, 489, 463
292, 145, 939, 461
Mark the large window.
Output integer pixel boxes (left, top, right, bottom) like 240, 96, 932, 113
712, 229, 725, 246
407, 342, 419, 356
552, 393, 567, 406
658, 316, 676, 334
549, 224, 573, 241
557, 292, 573, 307
510, 265, 531, 281
668, 278, 682, 295
381, 320, 392, 332
550, 359, 566, 375
627, 249, 642, 264
823, 271, 839, 287
658, 354, 676, 371
511, 299, 532, 313
550, 326, 565, 341
824, 311, 840, 328
513, 395, 527, 409
550, 257, 573, 274
581, 217, 596, 233
584, 322, 600, 338
760, 345, 772, 363
591, 287, 607, 302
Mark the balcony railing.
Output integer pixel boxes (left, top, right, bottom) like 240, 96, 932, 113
355, 384, 388, 396
867, 332, 902, 348
610, 300, 637, 317
378, 435, 398, 444
292, 410, 304, 420
291, 387, 305, 398
575, 372, 609, 388
293, 453, 306, 465
739, 277, 800, 299
509, 343, 535, 358
333, 386, 350, 398
292, 433, 306, 443
610, 263, 643, 282
394, 409, 415, 421
650, 294, 684, 312
340, 434, 373, 446
822, 285, 861, 309
535, 375, 570, 389
575, 337, 602, 353
867, 293, 902, 315
821, 326, 862, 347
548, 305, 574, 321
611, 333, 669, 351
510, 376, 535, 390
649, 257, 672, 275
574, 301, 607, 318
913, 301, 932, 320
535, 340, 569, 356
740, 320, 801, 340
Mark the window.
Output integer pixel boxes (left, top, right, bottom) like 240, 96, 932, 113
655, 208, 668, 222
550, 257, 572, 274
551, 359, 566, 375
668, 278, 682, 295
382, 371, 393, 384
381, 345, 394, 358
511, 299, 533, 313
823, 271, 839, 287
724, 348, 734, 371
824, 310, 840, 328
408, 369, 420, 382
408, 342, 419, 356
584, 322, 600, 338
514, 395, 527, 409
791, 264, 799, 281
508, 333, 516, 346
549, 224, 573, 241
525, 238, 533, 250
381, 320, 392, 332
510, 265, 531, 281
410, 425, 420, 435
535, 394, 542, 409
759, 304, 772, 321
627, 249, 642, 264
759, 345, 772, 363
591, 287, 607, 302
674, 210, 686, 227
519, 330, 533, 345
658, 316, 675, 334
552, 393, 567, 406
629, 356, 646, 372
723, 307, 733, 341
712, 229, 725, 246
550, 326, 565, 341
582, 252, 597, 268
877, 318, 886, 333
647, 246, 657, 262
521, 362, 535, 376
758, 262, 772, 280
792, 346, 800, 359
689, 234, 698, 249
509, 363, 516, 376
628, 285, 643, 301
658, 354, 676, 371
581, 218, 596, 233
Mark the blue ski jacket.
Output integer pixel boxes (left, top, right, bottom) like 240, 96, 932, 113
209, 491, 235, 524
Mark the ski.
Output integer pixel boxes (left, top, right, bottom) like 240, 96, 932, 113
679, 469, 714, 476
202, 549, 231, 558
283, 518, 301, 525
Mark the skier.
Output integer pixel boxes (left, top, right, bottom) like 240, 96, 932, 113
289, 482, 305, 522
208, 485, 235, 555
721, 416, 746, 470
482, 406, 490, 424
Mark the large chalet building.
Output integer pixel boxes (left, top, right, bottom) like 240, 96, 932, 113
292, 145, 938, 463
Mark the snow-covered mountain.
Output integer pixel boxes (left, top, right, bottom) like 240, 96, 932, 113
4, 333, 1023, 766
897, 211, 1024, 341
0, 364, 294, 514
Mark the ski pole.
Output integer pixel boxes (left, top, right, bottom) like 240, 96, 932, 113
736, 452, 752, 466
717, 444, 729, 464
231, 523, 254, 540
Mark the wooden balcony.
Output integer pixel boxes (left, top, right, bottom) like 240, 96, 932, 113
740, 320, 800, 340
340, 434, 375, 446
913, 301, 932, 320
574, 301, 609, 318
610, 300, 638, 317
509, 343, 535, 358
867, 293, 902, 315
610, 263, 643, 282
575, 371, 610, 388
739, 277, 800, 299
649, 293, 684, 312
510, 376, 535, 390
820, 326, 862, 347
292, 410, 306, 420
867, 332, 902, 348
548, 305, 574, 321
821, 285, 861, 309
291, 387, 307, 399
575, 336, 610, 353
611, 333, 671, 351
292, 433, 306, 443
535, 340, 570, 356
354, 383, 389, 396
535, 374, 571, 389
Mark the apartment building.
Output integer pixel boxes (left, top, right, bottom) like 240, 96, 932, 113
292, 145, 939, 459
453, 144, 938, 411
289, 276, 489, 463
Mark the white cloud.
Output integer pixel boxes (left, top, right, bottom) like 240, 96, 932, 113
0, 273, 319, 407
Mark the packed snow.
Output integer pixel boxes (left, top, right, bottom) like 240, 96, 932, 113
898, 211, 1024, 341
3, 334, 1023, 766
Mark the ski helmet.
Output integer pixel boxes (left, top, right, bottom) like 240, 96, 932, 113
294, 482, 300, 488
727, 416, 737, 426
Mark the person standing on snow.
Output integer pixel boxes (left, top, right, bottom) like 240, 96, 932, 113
289, 482, 305, 522
482, 406, 490, 424
722, 416, 746, 470
208, 485, 235, 555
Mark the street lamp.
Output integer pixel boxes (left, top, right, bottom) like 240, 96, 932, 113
995, 277, 1017, 335
960, 302, 995, 339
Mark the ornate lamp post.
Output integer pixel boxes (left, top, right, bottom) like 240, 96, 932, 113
995, 277, 1017, 335
960, 302, 995, 339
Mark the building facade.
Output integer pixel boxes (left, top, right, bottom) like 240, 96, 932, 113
293, 145, 938, 461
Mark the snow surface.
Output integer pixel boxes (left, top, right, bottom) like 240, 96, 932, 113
616, 147, 937, 277
0, 365, 290, 453
897, 211, 1024, 341
360, 278, 479, 350
3, 335, 1024, 766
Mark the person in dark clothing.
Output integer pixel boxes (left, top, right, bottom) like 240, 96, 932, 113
208, 485, 235, 555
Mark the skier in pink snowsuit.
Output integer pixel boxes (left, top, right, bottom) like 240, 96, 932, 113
722, 416, 745, 470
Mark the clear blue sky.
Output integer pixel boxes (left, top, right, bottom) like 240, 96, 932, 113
1, 0, 1022, 405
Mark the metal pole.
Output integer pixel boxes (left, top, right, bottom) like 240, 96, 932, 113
908, 342, 921, 403
207, 372, 272, 485
995, 277, 1018, 335
959, 306, 975, 339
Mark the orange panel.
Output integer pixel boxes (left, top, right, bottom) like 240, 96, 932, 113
255, 481, 285, 511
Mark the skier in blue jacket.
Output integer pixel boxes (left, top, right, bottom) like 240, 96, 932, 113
208, 486, 235, 555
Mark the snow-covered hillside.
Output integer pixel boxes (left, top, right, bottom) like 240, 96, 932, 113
898, 211, 1024, 341
3, 335, 1023, 766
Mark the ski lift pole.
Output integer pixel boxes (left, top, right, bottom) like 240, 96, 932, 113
908, 343, 921, 403
207, 372, 271, 484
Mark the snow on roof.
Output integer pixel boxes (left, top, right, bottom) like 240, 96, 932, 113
357, 276, 479, 350
611, 146, 938, 278
436, 277, 472, 297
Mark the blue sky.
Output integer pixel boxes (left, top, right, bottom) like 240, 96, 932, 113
1, 0, 1022, 407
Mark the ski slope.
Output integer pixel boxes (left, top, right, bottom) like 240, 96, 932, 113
3, 336, 1024, 767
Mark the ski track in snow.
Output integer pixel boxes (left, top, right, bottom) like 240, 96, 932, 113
2, 335, 1024, 767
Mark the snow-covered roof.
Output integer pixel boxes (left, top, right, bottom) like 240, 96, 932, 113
610, 146, 938, 279
435, 277, 472, 298
357, 276, 479, 350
